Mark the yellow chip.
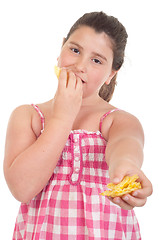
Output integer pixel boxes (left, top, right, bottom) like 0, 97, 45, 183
100, 175, 141, 198
54, 65, 61, 79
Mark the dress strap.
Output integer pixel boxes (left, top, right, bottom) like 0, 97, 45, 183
99, 108, 120, 132
31, 104, 45, 132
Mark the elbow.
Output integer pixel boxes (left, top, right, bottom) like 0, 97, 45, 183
6, 182, 33, 204
4, 167, 36, 204
4, 174, 34, 204
11, 189, 33, 204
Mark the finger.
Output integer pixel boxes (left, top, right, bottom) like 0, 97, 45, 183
134, 173, 153, 199
109, 167, 126, 184
67, 71, 76, 88
132, 186, 152, 199
58, 68, 68, 88
75, 76, 83, 91
122, 194, 147, 207
142, 177, 153, 197
108, 196, 134, 210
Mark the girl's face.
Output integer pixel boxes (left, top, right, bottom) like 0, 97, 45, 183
57, 26, 116, 99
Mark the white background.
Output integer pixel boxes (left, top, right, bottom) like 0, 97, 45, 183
0, 0, 158, 239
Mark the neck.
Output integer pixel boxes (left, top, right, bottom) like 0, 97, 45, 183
81, 94, 102, 107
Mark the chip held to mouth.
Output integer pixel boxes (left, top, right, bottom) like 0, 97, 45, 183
54, 66, 69, 80
100, 174, 141, 198
54, 65, 85, 84
54, 65, 61, 79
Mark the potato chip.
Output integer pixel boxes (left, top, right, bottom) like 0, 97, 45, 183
54, 65, 61, 79
100, 175, 141, 198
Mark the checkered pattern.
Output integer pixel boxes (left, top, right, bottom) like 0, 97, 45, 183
12, 107, 141, 239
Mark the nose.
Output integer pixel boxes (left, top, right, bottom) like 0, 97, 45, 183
74, 57, 87, 73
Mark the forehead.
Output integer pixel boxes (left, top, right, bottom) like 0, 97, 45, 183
65, 26, 113, 57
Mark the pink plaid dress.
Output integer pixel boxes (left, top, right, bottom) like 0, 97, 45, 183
13, 105, 141, 240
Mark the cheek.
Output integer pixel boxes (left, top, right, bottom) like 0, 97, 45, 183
57, 49, 68, 67
57, 54, 65, 67
58, 55, 74, 68
57, 47, 76, 68
90, 71, 106, 86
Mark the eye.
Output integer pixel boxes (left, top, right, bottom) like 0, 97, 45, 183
71, 48, 80, 54
93, 58, 102, 64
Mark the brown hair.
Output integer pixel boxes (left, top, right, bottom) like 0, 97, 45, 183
64, 11, 128, 102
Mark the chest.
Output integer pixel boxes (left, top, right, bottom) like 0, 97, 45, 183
53, 131, 108, 186
72, 109, 106, 132
40, 102, 112, 140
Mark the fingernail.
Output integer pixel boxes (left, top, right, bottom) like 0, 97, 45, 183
123, 195, 129, 201
114, 198, 120, 204
113, 178, 120, 184
132, 191, 138, 197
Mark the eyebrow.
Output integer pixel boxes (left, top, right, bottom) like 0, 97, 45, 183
69, 41, 107, 62
69, 41, 83, 49
92, 52, 107, 62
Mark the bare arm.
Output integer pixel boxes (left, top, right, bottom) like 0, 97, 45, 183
105, 111, 144, 177
102, 111, 152, 209
3, 69, 83, 203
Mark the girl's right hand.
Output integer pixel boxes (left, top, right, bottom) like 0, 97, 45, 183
3, 69, 83, 203
52, 68, 83, 123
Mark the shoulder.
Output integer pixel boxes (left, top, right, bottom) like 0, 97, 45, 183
8, 104, 43, 138
101, 109, 144, 143
11, 104, 32, 115
9, 104, 33, 124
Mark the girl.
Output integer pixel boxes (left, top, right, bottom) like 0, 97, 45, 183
4, 12, 152, 239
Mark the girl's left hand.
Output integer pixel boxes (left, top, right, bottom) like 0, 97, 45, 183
108, 168, 153, 210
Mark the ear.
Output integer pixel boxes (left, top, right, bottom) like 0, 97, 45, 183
105, 70, 117, 85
